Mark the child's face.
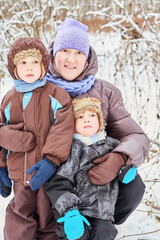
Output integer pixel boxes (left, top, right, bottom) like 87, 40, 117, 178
16, 56, 42, 83
54, 49, 87, 81
75, 110, 100, 136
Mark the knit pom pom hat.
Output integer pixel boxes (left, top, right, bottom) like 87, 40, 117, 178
7, 37, 50, 80
72, 97, 105, 132
53, 18, 89, 58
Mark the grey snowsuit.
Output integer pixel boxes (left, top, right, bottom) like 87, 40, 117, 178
46, 134, 120, 239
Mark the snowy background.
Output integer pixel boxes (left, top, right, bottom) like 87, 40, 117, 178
0, 1, 160, 239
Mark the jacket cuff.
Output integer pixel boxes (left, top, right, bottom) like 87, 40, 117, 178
114, 152, 128, 163
120, 152, 128, 163
43, 153, 62, 166
64, 206, 79, 216
44, 157, 58, 168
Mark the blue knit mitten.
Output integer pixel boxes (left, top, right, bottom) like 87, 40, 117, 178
118, 164, 137, 184
0, 168, 12, 198
57, 209, 90, 240
27, 157, 57, 191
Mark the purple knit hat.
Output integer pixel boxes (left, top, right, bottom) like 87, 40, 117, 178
53, 18, 89, 58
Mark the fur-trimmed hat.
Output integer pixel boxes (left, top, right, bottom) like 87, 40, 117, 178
7, 37, 50, 79
72, 97, 105, 132
53, 18, 89, 58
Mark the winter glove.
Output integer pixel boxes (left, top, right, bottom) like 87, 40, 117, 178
57, 209, 90, 240
0, 122, 36, 152
0, 168, 12, 198
118, 164, 137, 184
88, 152, 127, 185
27, 157, 57, 191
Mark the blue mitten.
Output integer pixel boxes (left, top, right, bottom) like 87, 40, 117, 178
0, 168, 12, 198
57, 209, 90, 240
27, 157, 57, 191
118, 164, 137, 184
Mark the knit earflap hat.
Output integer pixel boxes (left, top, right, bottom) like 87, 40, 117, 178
72, 97, 105, 132
53, 18, 89, 58
7, 37, 50, 80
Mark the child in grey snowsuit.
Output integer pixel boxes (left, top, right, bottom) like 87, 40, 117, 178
46, 97, 121, 240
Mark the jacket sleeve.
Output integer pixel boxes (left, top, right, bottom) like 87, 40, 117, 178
45, 144, 81, 216
0, 110, 7, 167
41, 92, 74, 166
106, 88, 150, 167
0, 122, 3, 152
0, 99, 36, 154
0, 109, 4, 153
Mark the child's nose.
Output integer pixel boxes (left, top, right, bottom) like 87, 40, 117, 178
84, 119, 90, 123
27, 65, 32, 70
27, 64, 32, 70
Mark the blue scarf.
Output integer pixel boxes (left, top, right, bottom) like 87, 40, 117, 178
45, 73, 95, 97
14, 78, 46, 93
74, 130, 106, 146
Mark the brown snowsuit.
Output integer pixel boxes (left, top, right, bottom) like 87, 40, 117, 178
0, 37, 74, 240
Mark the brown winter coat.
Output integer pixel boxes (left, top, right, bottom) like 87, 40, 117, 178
0, 81, 74, 185
48, 42, 150, 168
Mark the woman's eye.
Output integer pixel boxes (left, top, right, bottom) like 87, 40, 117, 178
77, 51, 82, 55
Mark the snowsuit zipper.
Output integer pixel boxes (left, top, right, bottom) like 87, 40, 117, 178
23, 111, 27, 185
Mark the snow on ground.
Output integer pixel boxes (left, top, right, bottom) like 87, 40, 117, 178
0, 32, 160, 239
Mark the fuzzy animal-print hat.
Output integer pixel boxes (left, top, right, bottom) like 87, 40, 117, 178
72, 97, 105, 132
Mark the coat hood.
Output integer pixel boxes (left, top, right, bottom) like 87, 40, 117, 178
8, 37, 50, 79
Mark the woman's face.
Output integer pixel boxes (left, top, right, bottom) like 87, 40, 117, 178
54, 49, 87, 81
